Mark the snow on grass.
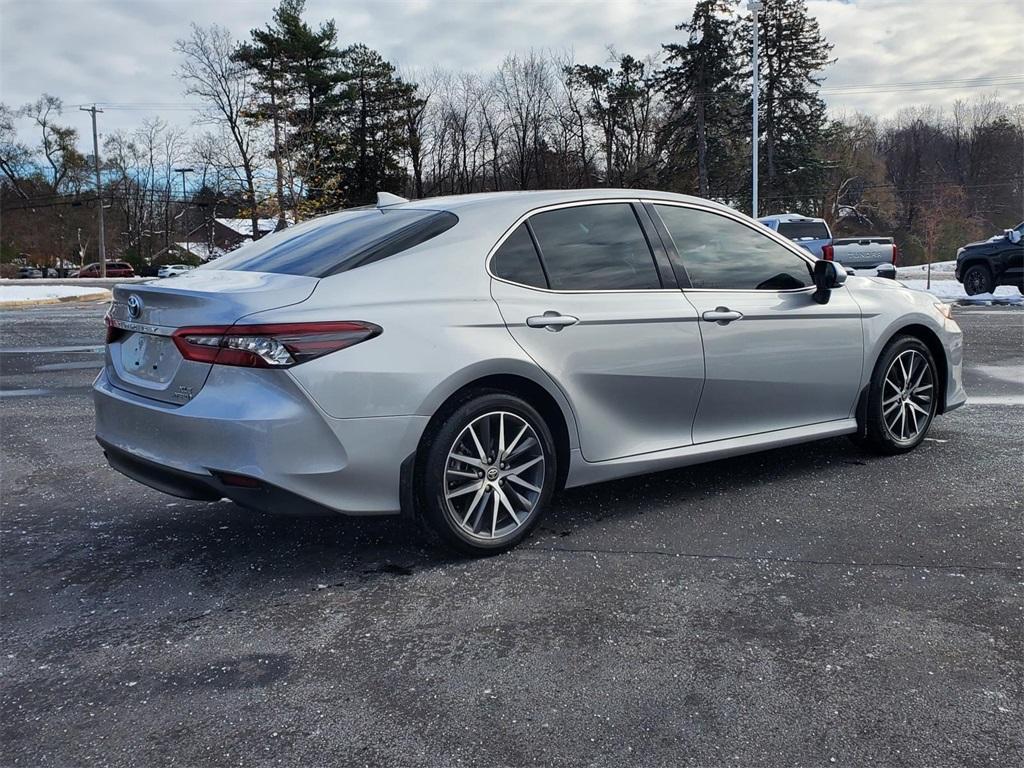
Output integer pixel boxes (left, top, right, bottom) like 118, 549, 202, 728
0, 285, 111, 305
899, 279, 1022, 305
896, 260, 957, 277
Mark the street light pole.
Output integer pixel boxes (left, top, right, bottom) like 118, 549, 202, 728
174, 168, 195, 262
748, 1, 762, 218
80, 105, 106, 278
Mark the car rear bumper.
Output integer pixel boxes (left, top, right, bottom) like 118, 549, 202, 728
93, 366, 428, 516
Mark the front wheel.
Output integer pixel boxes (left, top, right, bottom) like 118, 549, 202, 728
419, 391, 556, 555
854, 336, 938, 454
962, 264, 993, 295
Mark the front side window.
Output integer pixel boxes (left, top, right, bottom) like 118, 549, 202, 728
492, 224, 548, 288
205, 208, 457, 277
528, 203, 661, 291
655, 205, 812, 291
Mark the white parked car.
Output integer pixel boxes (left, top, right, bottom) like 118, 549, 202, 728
157, 264, 195, 279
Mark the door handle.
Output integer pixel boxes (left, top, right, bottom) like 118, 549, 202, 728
526, 312, 579, 331
701, 307, 743, 325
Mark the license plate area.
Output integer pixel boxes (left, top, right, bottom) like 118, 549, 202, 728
119, 332, 180, 384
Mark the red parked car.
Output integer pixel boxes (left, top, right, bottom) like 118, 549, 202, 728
78, 261, 135, 278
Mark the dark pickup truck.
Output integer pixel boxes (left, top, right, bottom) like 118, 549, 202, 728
956, 222, 1023, 295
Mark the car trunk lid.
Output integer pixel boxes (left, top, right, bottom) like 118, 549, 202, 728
105, 270, 319, 404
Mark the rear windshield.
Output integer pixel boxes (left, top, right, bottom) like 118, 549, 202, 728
204, 208, 458, 277
777, 221, 830, 241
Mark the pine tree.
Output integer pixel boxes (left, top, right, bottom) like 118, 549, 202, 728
658, 0, 745, 200
272, 2, 344, 215
234, 2, 293, 228
745, 0, 835, 214
234, 0, 343, 220
330, 44, 418, 206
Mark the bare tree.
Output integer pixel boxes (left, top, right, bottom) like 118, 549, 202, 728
0, 103, 32, 198
495, 52, 553, 189
174, 24, 263, 239
20, 94, 85, 194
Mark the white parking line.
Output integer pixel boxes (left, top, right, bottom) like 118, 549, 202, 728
33, 361, 103, 372
965, 395, 1024, 406
0, 345, 103, 354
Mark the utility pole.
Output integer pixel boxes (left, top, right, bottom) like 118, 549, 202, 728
174, 168, 194, 262
80, 105, 107, 278
748, 1, 762, 218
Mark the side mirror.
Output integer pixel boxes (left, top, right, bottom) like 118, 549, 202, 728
812, 260, 847, 304
1006, 229, 1022, 244
875, 263, 897, 280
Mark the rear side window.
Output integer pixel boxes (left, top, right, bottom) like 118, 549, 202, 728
528, 203, 661, 291
205, 208, 457, 277
492, 224, 548, 288
777, 221, 830, 241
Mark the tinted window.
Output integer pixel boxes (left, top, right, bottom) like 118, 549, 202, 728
528, 204, 660, 291
493, 224, 548, 288
777, 221, 830, 240
205, 208, 457, 277
656, 205, 812, 291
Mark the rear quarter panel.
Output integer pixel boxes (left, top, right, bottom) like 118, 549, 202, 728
270, 231, 581, 449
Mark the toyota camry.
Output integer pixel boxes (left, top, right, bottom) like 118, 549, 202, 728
95, 190, 966, 554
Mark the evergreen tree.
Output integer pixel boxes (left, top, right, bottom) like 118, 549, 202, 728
330, 44, 418, 206
272, 2, 344, 215
745, 0, 835, 214
658, 0, 745, 200
566, 55, 660, 187
234, 0, 343, 220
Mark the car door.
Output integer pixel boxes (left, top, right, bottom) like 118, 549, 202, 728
998, 223, 1023, 286
489, 201, 705, 463
650, 202, 864, 445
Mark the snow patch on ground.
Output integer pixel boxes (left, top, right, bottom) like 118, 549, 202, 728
896, 260, 957, 277
899, 279, 1022, 305
0, 285, 111, 304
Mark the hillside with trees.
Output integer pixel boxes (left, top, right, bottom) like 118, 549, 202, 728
1, 0, 1021, 273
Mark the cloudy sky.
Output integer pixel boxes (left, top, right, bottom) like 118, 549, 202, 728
1, 0, 1022, 141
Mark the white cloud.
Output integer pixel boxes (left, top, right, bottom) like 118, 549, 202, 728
0, 0, 1021, 143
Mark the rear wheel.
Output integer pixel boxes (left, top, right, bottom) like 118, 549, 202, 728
962, 264, 993, 295
420, 391, 555, 555
854, 336, 938, 454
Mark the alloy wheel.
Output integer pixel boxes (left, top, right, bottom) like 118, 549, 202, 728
882, 349, 934, 444
443, 411, 545, 540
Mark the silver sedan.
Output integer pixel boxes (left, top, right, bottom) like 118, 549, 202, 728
94, 190, 965, 554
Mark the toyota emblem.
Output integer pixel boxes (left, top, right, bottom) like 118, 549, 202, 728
127, 294, 143, 319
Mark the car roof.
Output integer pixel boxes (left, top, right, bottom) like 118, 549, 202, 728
757, 212, 827, 224
384, 188, 738, 220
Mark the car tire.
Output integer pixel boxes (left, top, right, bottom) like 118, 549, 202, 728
962, 264, 993, 296
853, 335, 938, 455
419, 390, 556, 556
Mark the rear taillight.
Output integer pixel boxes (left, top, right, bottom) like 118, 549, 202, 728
105, 315, 123, 344
172, 321, 381, 368
892, 244, 900, 266
821, 244, 834, 261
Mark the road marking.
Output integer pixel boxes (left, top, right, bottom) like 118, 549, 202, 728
0, 388, 51, 398
965, 395, 1024, 406
33, 361, 103, 372
0, 345, 103, 354
970, 364, 1024, 384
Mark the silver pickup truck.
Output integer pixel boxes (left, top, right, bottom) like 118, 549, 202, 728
831, 237, 899, 272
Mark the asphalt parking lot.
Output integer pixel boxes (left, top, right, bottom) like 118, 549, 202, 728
1, 299, 1021, 767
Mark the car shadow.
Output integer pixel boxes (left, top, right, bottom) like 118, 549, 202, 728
61, 434, 880, 595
